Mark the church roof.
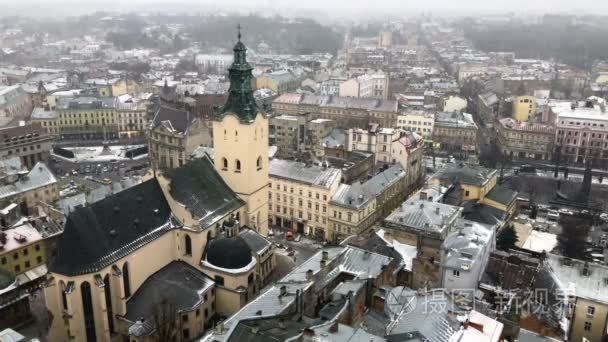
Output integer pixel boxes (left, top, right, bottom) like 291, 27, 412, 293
50, 179, 174, 276
165, 156, 245, 228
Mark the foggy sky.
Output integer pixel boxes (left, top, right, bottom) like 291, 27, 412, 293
2, 0, 607, 18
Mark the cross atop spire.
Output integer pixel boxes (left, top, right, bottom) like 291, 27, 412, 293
237, 24, 242, 42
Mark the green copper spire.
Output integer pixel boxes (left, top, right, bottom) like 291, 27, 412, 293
216, 24, 259, 122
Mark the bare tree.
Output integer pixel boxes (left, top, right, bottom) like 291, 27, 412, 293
153, 299, 179, 341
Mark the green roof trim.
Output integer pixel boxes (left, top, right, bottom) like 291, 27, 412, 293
215, 29, 260, 123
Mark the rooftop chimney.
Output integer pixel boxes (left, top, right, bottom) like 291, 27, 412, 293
279, 285, 287, 297
420, 191, 428, 201
322, 250, 328, 261
306, 269, 313, 280
435, 206, 440, 214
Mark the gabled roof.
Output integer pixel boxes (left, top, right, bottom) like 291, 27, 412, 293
385, 199, 461, 235
50, 179, 173, 276
432, 163, 496, 187
165, 156, 244, 228
151, 106, 194, 134
0, 162, 57, 200
239, 229, 272, 255
484, 184, 518, 206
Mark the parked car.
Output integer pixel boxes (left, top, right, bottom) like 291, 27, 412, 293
600, 213, 608, 222
547, 210, 560, 221
558, 208, 574, 216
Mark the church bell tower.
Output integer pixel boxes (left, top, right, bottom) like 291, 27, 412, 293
212, 27, 269, 235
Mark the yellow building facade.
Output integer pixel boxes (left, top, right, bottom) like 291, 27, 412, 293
212, 36, 270, 236
512, 95, 536, 121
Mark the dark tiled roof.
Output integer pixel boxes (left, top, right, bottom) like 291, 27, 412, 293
152, 106, 194, 134
50, 179, 173, 276
227, 314, 308, 342
239, 229, 272, 255
347, 231, 404, 265
125, 261, 214, 337
433, 163, 495, 186
166, 156, 244, 228
461, 201, 506, 226
205, 236, 253, 269
485, 184, 518, 206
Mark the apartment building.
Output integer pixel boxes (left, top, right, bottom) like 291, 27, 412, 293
536, 254, 608, 342
329, 164, 407, 240
272, 93, 399, 129
148, 106, 211, 170
550, 100, 608, 165
339, 71, 389, 99
269, 115, 337, 158
0, 162, 59, 214
346, 126, 425, 185
56, 96, 119, 141
433, 111, 479, 152
0, 85, 33, 120
0, 123, 53, 169
384, 198, 462, 289
30, 107, 59, 135
0, 222, 47, 277
268, 159, 342, 239
496, 117, 555, 161
116, 97, 148, 139
396, 110, 435, 140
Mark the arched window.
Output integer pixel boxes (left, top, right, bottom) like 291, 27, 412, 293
103, 275, 114, 333
257, 156, 262, 171
122, 263, 131, 298
59, 280, 68, 311
184, 235, 192, 256
81, 282, 97, 342
222, 158, 228, 170
235, 159, 241, 172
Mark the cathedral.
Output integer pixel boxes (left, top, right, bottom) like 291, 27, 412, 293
43, 33, 273, 342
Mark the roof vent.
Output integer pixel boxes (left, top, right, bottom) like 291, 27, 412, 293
109, 229, 117, 237
113, 206, 120, 213
133, 218, 140, 228
136, 196, 143, 203
255, 310, 263, 316
419, 202, 424, 209
153, 208, 159, 215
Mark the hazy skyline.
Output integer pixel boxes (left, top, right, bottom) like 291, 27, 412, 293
2, 0, 608, 18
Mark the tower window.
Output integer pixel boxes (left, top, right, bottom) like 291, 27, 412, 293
222, 158, 228, 171
235, 159, 241, 173
257, 156, 262, 171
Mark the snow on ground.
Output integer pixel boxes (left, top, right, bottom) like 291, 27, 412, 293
521, 230, 558, 253
52, 145, 147, 162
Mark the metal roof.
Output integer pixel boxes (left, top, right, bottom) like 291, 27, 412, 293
441, 219, 494, 271
545, 253, 608, 304
0, 162, 56, 200
331, 164, 406, 209
385, 199, 461, 235
269, 159, 341, 189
